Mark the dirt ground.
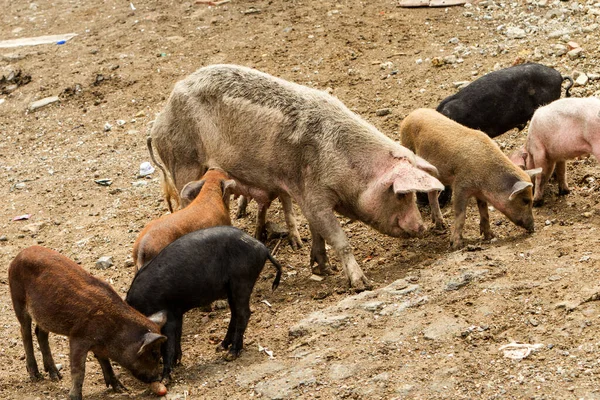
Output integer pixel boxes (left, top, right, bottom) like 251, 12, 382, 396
2, 0, 600, 399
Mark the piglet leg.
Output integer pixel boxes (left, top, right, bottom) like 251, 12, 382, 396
35, 326, 62, 381
254, 202, 270, 242
19, 313, 43, 381
224, 290, 252, 361
533, 157, 554, 207
476, 198, 494, 240
95, 355, 126, 393
450, 189, 469, 249
68, 339, 90, 400
160, 313, 181, 384
236, 196, 249, 219
555, 161, 570, 195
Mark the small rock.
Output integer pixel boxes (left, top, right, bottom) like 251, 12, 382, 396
14, 182, 26, 190
116, 119, 126, 126
587, 73, 600, 81
375, 108, 391, 117
135, 110, 146, 118
575, 73, 589, 86
29, 96, 60, 111
553, 44, 568, 56
582, 211, 593, 218
309, 274, 324, 282
453, 80, 470, 88
415, 58, 423, 65
567, 47, 584, 60
104, 122, 112, 132
0, 235, 7, 241
21, 222, 46, 234
505, 27, 526, 39
443, 55, 458, 64
567, 41, 580, 50
95, 256, 114, 270
449, 37, 459, 44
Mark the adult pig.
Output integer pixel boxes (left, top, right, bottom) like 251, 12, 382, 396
9, 246, 166, 400
437, 62, 573, 138
126, 226, 282, 383
401, 109, 540, 249
522, 97, 600, 206
149, 64, 443, 291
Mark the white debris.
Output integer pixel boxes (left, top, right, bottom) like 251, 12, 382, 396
499, 342, 544, 360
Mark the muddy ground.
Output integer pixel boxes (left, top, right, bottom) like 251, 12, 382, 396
2, 0, 600, 399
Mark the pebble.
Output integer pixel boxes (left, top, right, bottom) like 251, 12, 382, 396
505, 26, 526, 39
0, 235, 7, 241
29, 96, 60, 111
567, 47, 583, 59
104, 122, 112, 132
375, 108, 391, 116
95, 256, 114, 270
575, 73, 589, 86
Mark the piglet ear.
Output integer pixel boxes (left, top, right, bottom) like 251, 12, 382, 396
148, 310, 167, 328
180, 180, 205, 202
138, 332, 167, 355
221, 179, 237, 201
524, 167, 542, 178
509, 180, 533, 201
392, 162, 444, 194
414, 155, 440, 178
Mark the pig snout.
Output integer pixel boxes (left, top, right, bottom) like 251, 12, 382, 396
130, 367, 161, 384
396, 207, 427, 238
516, 216, 535, 234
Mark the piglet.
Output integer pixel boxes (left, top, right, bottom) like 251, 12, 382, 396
9, 246, 167, 400
401, 109, 541, 249
126, 225, 282, 383
523, 97, 600, 206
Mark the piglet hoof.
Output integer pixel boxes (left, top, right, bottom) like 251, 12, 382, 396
48, 369, 62, 382
558, 188, 570, 196
29, 371, 44, 382
111, 379, 127, 393
216, 342, 230, 352
450, 238, 464, 250
311, 263, 335, 276
223, 350, 240, 361
533, 199, 544, 208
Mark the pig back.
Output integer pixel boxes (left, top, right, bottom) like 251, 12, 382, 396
9, 246, 147, 337
127, 226, 271, 315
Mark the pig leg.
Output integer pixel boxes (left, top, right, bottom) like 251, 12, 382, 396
555, 161, 570, 195
532, 155, 555, 207
281, 194, 303, 249
68, 339, 90, 400
224, 288, 252, 361
254, 201, 270, 242
236, 196, 249, 219
95, 355, 126, 393
309, 224, 335, 276
303, 204, 371, 290
17, 312, 43, 381
476, 198, 494, 240
218, 288, 237, 352
34, 326, 61, 381
160, 312, 182, 384
450, 188, 470, 249
428, 190, 445, 230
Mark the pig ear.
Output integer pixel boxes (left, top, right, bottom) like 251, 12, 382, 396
509, 181, 533, 201
138, 332, 167, 355
524, 167, 542, 178
221, 179, 237, 201
392, 163, 444, 194
181, 180, 205, 201
148, 310, 167, 328
414, 156, 440, 178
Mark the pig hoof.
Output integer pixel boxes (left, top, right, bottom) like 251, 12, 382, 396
29, 372, 44, 382
450, 239, 464, 250
223, 351, 240, 361
216, 342, 230, 352
48, 370, 62, 381
558, 188, 570, 196
312, 264, 335, 276
288, 234, 303, 250
533, 199, 544, 208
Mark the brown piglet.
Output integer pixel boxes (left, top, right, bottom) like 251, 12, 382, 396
132, 167, 236, 271
401, 108, 541, 249
9, 246, 167, 400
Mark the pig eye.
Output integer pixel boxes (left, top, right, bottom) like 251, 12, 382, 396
523, 198, 530, 205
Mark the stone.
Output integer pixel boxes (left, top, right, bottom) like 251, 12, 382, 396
0, 235, 7, 241
95, 256, 114, 270
575, 73, 589, 86
20, 222, 46, 234
29, 96, 59, 111
236, 362, 286, 388
453, 80, 470, 88
567, 47, 583, 59
567, 41, 580, 50
505, 27, 526, 39
329, 363, 358, 380
375, 108, 391, 116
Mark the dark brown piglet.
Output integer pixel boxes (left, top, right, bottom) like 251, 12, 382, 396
8, 246, 167, 400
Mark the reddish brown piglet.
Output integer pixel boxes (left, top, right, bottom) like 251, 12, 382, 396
9, 246, 167, 400
132, 167, 236, 271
